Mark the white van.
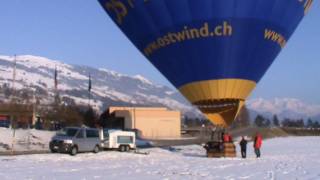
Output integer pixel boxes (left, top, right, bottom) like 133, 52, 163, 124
50, 127, 100, 156
99, 129, 136, 152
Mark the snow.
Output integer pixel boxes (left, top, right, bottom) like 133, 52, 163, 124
133, 74, 153, 85
66, 95, 103, 110
3, 53, 320, 120
0, 136, 319, 179
97, 70, 154, 86
98, 68, 124, 78
1, 54, 194, 114
106, 89, 134, 103
165, 91, 175, 95
135, 92, 193, 112
0, 55, 88, 89
0, 128, 55, 152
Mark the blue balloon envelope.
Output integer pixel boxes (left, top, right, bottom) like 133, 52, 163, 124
98, 0, 313, 127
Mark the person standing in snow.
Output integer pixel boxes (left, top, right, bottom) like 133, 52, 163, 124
223, 132, 233, 142
254, 133, 262, 158
239, 136, 247, 158
223, 132, 229, 142
220, 132, 225, 142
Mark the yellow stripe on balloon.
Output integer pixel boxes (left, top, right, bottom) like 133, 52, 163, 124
179, 79, 256, 127
179, 79, 256, 103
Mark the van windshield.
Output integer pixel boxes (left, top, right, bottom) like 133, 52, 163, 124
57, 128, 78, 137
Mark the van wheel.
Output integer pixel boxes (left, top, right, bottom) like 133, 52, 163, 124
70, 146, 78, 156
93, 145, 99, 153
50, 148, 57, 153
125, 145, 130, 152
119, 145, 126, 152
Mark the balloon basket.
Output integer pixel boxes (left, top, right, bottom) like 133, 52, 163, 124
204, 141, 236, 158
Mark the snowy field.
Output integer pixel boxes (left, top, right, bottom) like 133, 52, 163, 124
0, 128, 55, 152
0, 128, 149, 152
0, 136, 319, 180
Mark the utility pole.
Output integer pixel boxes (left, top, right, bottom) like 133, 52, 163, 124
53, 65, 59, 130
54, 65, 58, 104
12, 55, 17, 102
88, 92, 91, 107
88, 73, 92, 108
27, 88, 36, 150
32, 87, 36, 126
11, 55, 17, 155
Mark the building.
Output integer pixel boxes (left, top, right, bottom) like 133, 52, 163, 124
105, 107, 181, 139
0, 103, 35, 128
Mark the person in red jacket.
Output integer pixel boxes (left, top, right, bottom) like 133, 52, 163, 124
223, 133, 230, 142
254, 133, 262, 158
223, 132, 233, 142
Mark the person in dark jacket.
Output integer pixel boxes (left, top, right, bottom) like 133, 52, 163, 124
221, 132, 225, 142
239, 136, 248, 158
254, 133, 262, 158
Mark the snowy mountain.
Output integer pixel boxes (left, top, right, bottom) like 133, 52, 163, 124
1, 54, 319, 121
0, 55, 195, 114
247, 98, 320, 121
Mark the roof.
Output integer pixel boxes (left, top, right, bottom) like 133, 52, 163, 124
108, 106, 180, 114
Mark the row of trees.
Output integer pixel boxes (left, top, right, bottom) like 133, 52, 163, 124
183, 105, 320, 129
254, 114, 320, 128
0, 101, 100, 130
40, 104, 99, 129
0, 81, 102, 130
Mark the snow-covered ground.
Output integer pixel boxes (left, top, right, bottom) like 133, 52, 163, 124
0, 136, 319, 180
0, 128, 55, 152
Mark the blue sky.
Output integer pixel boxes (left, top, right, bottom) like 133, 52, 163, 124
0, 1, 319, 103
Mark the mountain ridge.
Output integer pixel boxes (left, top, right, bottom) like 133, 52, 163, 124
0, 54, 195, 115
247, 98, 320, 121
0, 54, 319, 121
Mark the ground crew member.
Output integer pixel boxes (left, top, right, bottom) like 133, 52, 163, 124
223, 132, 230, 142
239, 136, 247, 158
254, 133, 262, 158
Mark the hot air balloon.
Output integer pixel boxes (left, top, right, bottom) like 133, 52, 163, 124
98, 0, 313, 128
